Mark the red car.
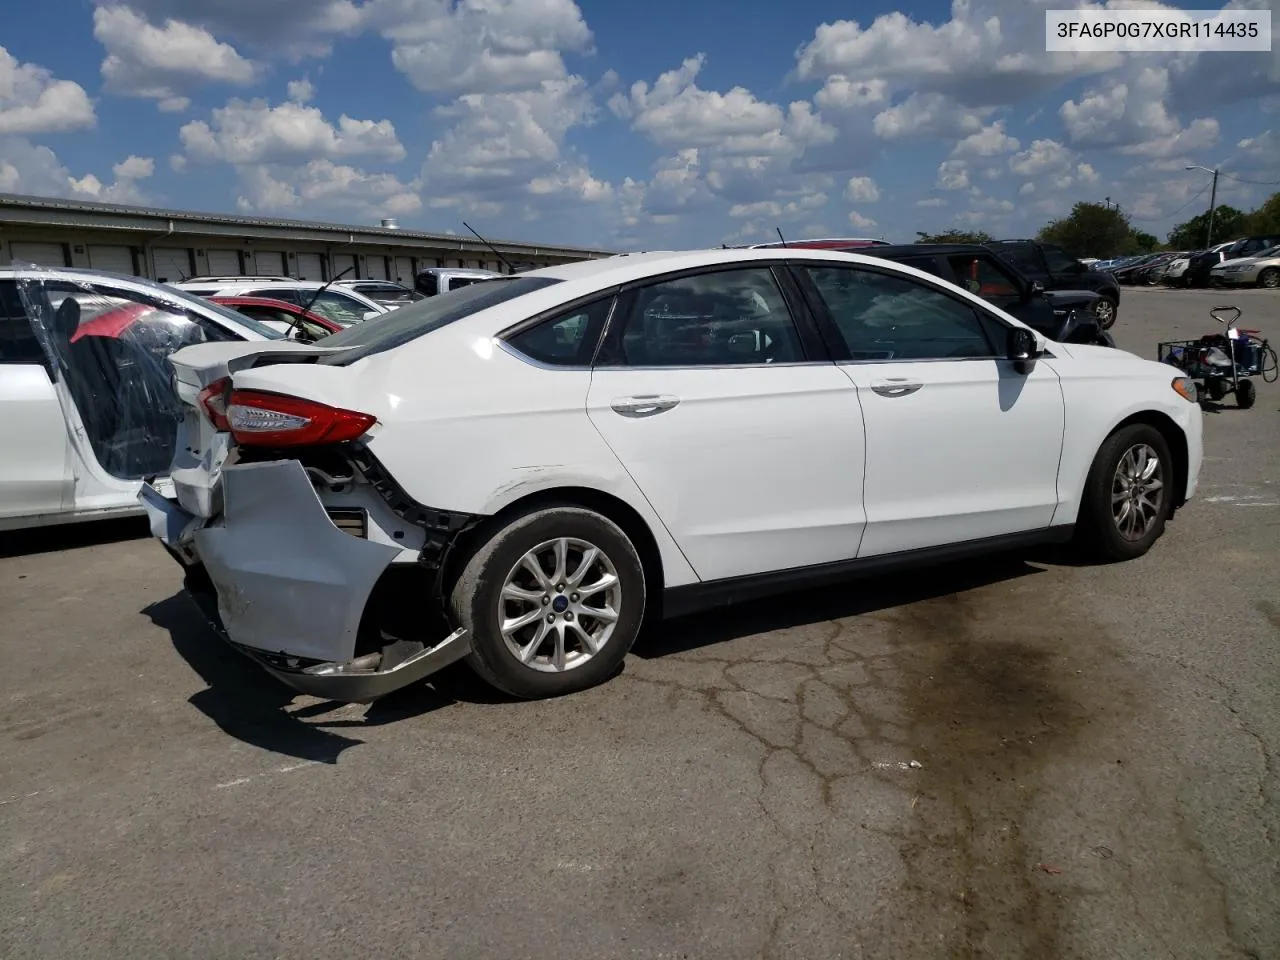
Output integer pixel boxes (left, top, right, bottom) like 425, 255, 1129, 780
208, 296, 345, 342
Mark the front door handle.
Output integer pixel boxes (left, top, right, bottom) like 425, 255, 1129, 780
869, 379, 923, 398
610, 394, 680, 418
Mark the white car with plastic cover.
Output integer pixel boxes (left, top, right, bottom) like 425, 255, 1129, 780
0, 265, 280, 532
140, 249, 1203, 703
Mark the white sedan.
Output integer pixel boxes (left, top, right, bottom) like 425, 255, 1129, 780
141, 248, 1203, 703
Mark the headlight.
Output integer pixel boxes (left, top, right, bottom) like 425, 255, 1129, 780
1171, 377, 1198, 403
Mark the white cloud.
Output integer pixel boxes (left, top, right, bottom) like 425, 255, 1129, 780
1018, 182, 1036, 196
952, 121, 1019, 158
873, 92, 990, 141
180, 97, 405, 165
0, 137, 152, 203
1120, 117, 1219, 159
813, 76, 888, 112
95, 6, 257, 110
616, 54, 835, 157
287, 77, 315, 103
937, 159, 970, 190
727, 191, 827, 220
0, 46, 96, 135
915, 197, 946, 208
235, 159, 421, 219
793, 1, 1121, 108
1009, 138, 1073, 178
844, 176, 880, 202
94, 0, 364, 60
365, 0, 593, 95
847, 210, 878, 230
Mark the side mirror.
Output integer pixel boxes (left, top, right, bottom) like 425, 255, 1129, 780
1006, 326, 1041, 374
362, 310, 381, 321
1029, 280, 1045, 296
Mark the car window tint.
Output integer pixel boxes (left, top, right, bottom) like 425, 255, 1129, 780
506, 297, 612, 366
1043, 246, 1080, 273
246, 287, 300, 305
803, 266, 996, 361
0, 279, 45, 364
613, 268, 803, 367
945, 255, 1020, 298
305, 291, 369, 325
994, 244, 1042, 274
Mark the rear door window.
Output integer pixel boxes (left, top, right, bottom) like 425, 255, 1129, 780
0, 280, 46, 365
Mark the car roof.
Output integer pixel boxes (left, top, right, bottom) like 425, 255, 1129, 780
858, 243, 990, 257
417, 267, 503, 277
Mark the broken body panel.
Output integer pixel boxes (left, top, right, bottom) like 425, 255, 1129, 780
140, 339, 477, 702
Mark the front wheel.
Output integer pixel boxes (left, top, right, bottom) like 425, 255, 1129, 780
1093, 296, 1117, 329
1076, 424, 1174, 562
1258, 268, 1279, 289
450, 506, 646, 699
1237, 379, 1257, 409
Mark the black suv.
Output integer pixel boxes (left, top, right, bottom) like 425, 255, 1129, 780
985, 240, 1121, 329
856, 243, 1115, 346
1183, 235, 1280, 288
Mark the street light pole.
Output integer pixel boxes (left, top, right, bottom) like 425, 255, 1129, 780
1186, 164, 1220, 247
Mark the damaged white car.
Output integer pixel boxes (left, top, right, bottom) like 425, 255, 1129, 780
132, 249, 1202, 703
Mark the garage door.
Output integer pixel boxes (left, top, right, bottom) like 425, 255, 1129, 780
153, 247, 194, 283
364, 255, 389, 280
206, 249, 241, 275
8, 241, 68, 268
393, 256, 415, 284
255, 250, 286, 277
332, 253, 356, 280
295, 252, 324, 280
87, 245, 136, 276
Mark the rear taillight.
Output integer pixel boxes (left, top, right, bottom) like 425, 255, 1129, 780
226, 390, 377, 447
197, 376, 232, 431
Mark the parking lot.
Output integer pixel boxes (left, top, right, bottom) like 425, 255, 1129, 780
1, 286, 1277, 959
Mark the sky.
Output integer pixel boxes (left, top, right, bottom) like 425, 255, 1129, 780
0, 0, 1277, 251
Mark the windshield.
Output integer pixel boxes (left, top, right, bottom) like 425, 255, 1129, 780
127, 277, 284, 339
352, 283, 424, 305
319, 275, 561, 364
1252, 245, 1280, 259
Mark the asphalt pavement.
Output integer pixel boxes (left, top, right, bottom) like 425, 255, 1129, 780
2, 286, 1278, 959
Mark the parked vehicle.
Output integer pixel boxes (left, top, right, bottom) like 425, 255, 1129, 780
985, 240, 1121, 328
415, 267, 504, 297
1209, 244, 1280, 288
208, 296, 344, 342
139, 248, 1202, 704
331, 279, 425, 307
1184, 235, 1280, 287
172, 279, 389, 327
1132, 252, 1189, 286
856, 242, 1115, 345
0, 266, 279, 531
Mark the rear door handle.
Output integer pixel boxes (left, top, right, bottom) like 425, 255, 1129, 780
869, 379, 923, 398
610, 394, 680, 418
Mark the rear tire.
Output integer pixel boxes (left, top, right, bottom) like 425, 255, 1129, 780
450, 505, 646, 699
1076, 424, 1174, 563
1258, 268, 1279, 289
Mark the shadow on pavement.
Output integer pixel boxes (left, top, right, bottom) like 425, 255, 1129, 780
0, 515, 150, 559
142, 592, 504, 762
637, 553, 1046, 659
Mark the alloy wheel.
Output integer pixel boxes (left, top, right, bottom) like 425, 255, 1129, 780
498, 537, 622, 673
1111, 444, 1165, 541
1095, 298, 1116, 328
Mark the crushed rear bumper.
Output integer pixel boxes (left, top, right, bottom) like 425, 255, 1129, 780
139, 458, 472, 703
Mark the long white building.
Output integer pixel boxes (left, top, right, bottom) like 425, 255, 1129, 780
0, 193, 611, 285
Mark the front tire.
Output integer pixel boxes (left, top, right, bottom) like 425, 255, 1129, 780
1093, 295, 1117, 329
1258, 268, 1279, 289
450, 506, 646, 699
1076, 424, 1174, 562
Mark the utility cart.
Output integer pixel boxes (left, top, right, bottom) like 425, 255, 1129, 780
1158, 306, 1277, 409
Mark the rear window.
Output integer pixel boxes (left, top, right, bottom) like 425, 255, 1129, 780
319, 275, 562, 364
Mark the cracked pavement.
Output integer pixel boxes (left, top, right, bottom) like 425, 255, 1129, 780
2, 287, 1278, 959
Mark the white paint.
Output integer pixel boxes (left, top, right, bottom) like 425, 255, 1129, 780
154, 247, 1205, 673
215, 777, 252, 789
873, 760, 923, 771
0, 266, 273, 532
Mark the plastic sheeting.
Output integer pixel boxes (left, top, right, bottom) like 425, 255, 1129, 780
14, 265, 238, 481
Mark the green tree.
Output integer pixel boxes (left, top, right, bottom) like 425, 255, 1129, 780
1167, 205, 1245, 249
1037, 202, 1137, 258
1240, 191, 1280, 235
914, 229, 994, 244
1132, 230, 1159, 252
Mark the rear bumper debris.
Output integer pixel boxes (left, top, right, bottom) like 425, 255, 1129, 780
140, 458, 472, 702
